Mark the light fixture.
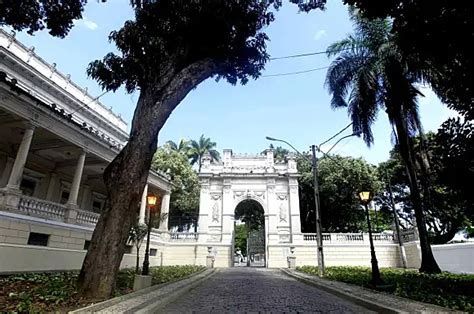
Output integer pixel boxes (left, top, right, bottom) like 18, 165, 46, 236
359, 191, 371, 204
147, 194, 157, 206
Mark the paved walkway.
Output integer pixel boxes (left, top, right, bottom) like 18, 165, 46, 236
157, 268, 373, 313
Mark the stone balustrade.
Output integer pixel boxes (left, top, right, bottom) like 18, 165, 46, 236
76, 209, 100, 225
18, 196, 66, 221
303, 232, 396, 243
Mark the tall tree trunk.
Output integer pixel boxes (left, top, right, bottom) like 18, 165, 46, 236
391, 112, 441, 273
78, 59, 218, 299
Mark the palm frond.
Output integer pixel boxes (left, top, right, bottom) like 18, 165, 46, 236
325, 51, 369, 109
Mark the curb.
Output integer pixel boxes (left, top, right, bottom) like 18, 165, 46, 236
70, 267, 214, 313
280, 268, 457, 314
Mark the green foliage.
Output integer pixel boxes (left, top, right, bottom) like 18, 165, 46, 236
297, 266, 474, 311
87, 1, 287, 93
0, 0, 87, 37
342, 0, 474, 120
298, 154, 383, 232
235, 200, 265, 231
1, 266, 205, 311
189, 135, 220, 172
149, 265, 205, 285
234, 224, 248, 256
152, 146, 200, 228
378, 123, 474, 243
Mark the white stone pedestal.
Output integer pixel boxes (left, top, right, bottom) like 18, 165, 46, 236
133, 274, 152, 291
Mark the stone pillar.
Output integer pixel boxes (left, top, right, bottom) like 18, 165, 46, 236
6, 124, 35, 190
288, 177, 302, 242
67, 150, 86, 207
46, 172, 58, 201
159, 192, 171, 231
80, 185, 91, 211
139, 184, 148, 225
0, 157, 14, 188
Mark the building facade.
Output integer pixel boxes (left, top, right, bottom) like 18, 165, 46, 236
0, 30, 172, 273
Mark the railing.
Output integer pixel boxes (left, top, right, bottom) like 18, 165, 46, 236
303, 232, 396, 243
18, 196, 66, 221
76, 209, 100, 225
400, 228, 419, 243
168, 232, 198, 242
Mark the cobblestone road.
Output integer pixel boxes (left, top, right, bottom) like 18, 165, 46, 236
158, 268, 374, 313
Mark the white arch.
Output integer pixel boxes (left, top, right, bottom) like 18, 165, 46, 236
233, 195, 266, 214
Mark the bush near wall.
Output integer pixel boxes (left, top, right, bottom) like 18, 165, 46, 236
297, 266, 474, 311
0, 265, 206, 312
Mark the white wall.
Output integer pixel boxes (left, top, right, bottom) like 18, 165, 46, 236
432, 243, 474, 274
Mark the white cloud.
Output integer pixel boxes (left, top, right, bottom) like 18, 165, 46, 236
75, 17, 98, 31
314, 29, 327, 41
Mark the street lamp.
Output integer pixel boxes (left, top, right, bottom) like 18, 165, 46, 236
358, 191, 384, 286
142, 194, 159, 276
266, 136, 324, 276
266, 129, 360, 277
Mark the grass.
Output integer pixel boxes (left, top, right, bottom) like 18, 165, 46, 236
0, 265, 206, 312
297, 266, 474, 311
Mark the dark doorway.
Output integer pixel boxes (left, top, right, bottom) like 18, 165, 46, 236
234, 199, 265, 267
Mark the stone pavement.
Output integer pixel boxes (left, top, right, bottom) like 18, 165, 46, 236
156, 268, 373, 313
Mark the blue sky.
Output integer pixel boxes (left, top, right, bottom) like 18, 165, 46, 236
11, 1, 456, 164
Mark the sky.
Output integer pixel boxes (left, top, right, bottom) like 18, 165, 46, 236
10, 1, 457, 165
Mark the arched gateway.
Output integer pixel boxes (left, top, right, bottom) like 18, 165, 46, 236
197, 149, 303, 267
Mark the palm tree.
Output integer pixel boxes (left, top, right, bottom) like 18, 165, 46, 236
325, 10, 441, 273
165, 139, 191, 155
189, 135, 220, 172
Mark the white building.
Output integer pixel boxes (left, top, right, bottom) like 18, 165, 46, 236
0, 29, 172, 273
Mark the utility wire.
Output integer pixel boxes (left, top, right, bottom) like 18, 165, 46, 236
262, 65, 329, 77
269, 47, 354, 61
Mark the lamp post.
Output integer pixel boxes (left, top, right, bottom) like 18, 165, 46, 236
142, 194, 158, 276
266, 130, 360, 277
358, 191, 384, 286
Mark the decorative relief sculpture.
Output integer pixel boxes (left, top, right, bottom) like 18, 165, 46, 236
290, 186, 298, 193
212, 201, 220, 223
279, 202, 287, 223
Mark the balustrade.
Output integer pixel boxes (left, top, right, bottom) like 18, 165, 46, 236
18, 196, 66, 221
303, 232, 396, 243
76, 209, 100, 225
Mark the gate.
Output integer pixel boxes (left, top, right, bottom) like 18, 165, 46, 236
247, 229, 265, 267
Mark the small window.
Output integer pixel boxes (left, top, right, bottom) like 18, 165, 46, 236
124, 245, 133, 254
92, 200, 103, 213
150, 248, 157, 256
27, 232, 49, 246
60, 190, 70, 204
20, 178, 36, 197
83, 240, 91, 250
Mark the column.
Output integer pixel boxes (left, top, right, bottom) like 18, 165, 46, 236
0, 157, 14, 188
46, 172, 58, 201
159, 192, 170, 231
6, 124, 35, 190
139, 183, 148, 224
67, 150, 86, 206
80, 185, 91, 211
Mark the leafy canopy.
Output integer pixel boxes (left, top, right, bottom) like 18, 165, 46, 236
0, 0, 87, 38
151, 146, 200, 224
87, 0, 286, 93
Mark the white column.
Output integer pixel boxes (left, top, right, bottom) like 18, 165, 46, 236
139, 183, 148, 224
80, 185, 91, 210
0, 157, 14, 188
46, 172, 58, 201
159, 192, 171, 231
67, 150, 86, 206
6, 124, 35, 190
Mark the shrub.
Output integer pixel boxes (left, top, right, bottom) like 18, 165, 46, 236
296, 266, 474, 311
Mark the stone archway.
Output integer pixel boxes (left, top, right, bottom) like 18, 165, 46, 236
234, 199, 265, 267
197, 148, 303, 267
